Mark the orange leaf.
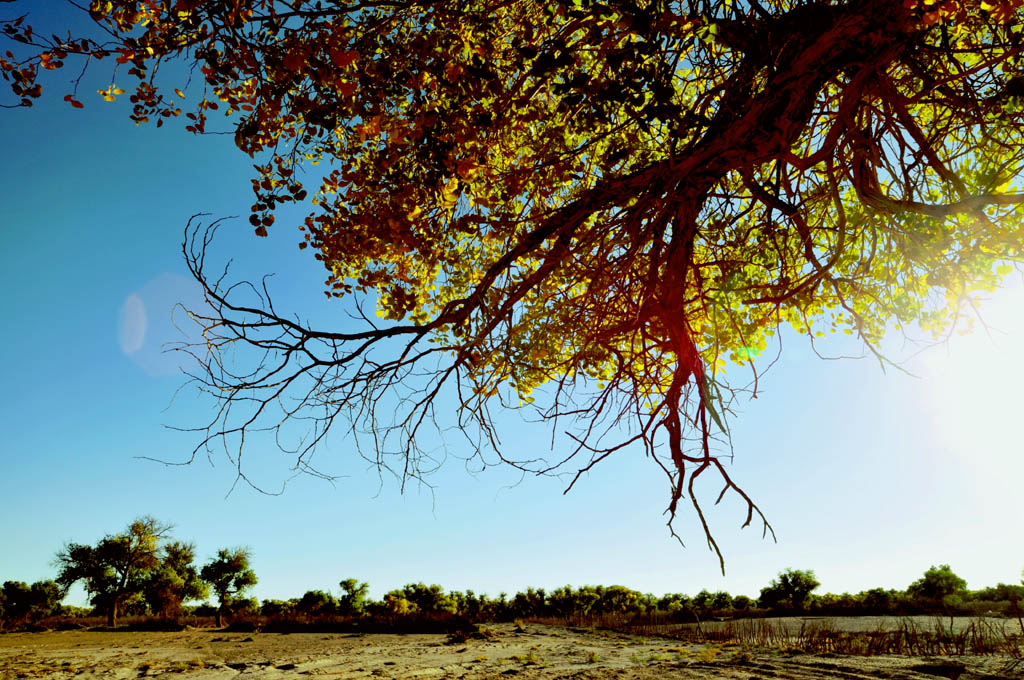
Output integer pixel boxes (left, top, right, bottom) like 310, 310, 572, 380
282, 51, 305, 72
254, 226, 268, 237
330, 48, 358, 68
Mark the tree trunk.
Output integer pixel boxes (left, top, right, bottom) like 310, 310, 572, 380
215, 606, 223, 628
107, 601, 117, 628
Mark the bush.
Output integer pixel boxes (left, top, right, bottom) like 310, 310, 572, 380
759, 569, 820, 611
907, 565, 967, 607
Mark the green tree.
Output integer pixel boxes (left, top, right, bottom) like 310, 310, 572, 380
710, 591, 733, 612
260, 598, 293, 618
54, 516, 172, 627
8, 1, 1024, 567
142, 541, 208, 619
759, 568, 820, 611
28, 581, 62, 621
731, 595, 752, 611
0, 580, 61, 626
383, 591, 414, 615
510, 587, 547, 618
907, 564, 968, 605
338, 578, 370, 616
0, 582, 30, 626
397, 583, 457, 614
861, 588, 894, 614
295, 590, 337, 618
200, 548, 258, 627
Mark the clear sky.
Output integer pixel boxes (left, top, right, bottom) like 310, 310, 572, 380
1, 4, 1022, 608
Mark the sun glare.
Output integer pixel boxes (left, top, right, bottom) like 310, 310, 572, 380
919, 283, 1024, 478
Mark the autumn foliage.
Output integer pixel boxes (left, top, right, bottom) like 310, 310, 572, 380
4, 0, 1024, 567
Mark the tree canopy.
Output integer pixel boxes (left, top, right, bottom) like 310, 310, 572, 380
758, 567, 820, 610
6, 0, 1024, 568
907, 564, 968, 602
200, 547, 258, 626
54, 517, 175, 627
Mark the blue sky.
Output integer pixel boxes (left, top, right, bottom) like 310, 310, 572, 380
1, 4, 1023, 607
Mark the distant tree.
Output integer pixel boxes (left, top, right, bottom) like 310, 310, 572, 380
907, 564, 967, 605
29, 581, 62, 621
337, 578, 370, 616
657, 593, 691, 617
229, 596, 260, 618
569, 587, 600, 617
54, 517, 172, 627
200, 548, 258, 627
731, 595, 752, 611
708, 591, 731, 612
0, 581, 58, 626
597, 585, 644, 614
511, 587, 547, 618
691, 589, 714, 616
1, 582, 30, 626
383, 591, 414, 615
399, 583, 457, 614
260, 599, 293, 618
759, 569, 820, 611
295, 590, 338, 618
861, 588, 894, 614
143, 541, 208, 619
971, 583, 1024, 603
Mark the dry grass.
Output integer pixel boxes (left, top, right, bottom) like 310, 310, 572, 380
601, 615, 1024, 657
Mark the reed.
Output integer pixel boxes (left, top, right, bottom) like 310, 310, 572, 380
527, 614, 1024, 657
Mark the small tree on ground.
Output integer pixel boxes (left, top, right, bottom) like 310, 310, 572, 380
396, 583, 457, 615
731, 595, 752, 612
759, 569, 820, 612
338, 578, 369, 617
908, 565, 967, 609
295, 590, 337, 618
200, 548, 257, 627
54, 516, 173, 627
143, 541, 208, 620
0, 580, 62, 627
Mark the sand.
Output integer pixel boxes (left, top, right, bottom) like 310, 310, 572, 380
1, 621, 1021, 679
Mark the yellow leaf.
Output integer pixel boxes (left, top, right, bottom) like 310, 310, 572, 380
174, 88, 185, 99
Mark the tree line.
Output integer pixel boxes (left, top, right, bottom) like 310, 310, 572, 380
2, 519, 1022, 630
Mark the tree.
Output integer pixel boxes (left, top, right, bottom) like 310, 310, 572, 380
0, 580, 61, 627
907, 564, 968, 604
861, 587, 894, 614
337, 578, 370, 616
200, 548, 258, 627
7, 1, 1024, 568
54, 516, 173, 627
397, 582, 457, 614
295, 589, 337, 618
142, 541, 209, 619
731, 594, 752, 611
759, 568, 820, 611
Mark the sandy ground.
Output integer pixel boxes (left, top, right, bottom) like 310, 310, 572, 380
1, 622, 1021, 679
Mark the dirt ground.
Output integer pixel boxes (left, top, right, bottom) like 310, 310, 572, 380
1, 621, 1021, 679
